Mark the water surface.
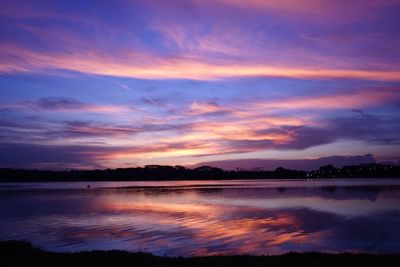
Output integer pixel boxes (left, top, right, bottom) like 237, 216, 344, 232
1, 179, 400, 255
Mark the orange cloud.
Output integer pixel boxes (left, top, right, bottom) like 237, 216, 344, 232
61, 87, 398, 162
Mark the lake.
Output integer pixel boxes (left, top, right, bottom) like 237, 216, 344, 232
1, 179, 400, 256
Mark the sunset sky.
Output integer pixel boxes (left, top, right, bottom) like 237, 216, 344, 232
0, 0, 399, 169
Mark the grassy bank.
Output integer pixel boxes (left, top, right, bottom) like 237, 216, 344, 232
1, 241, 400, 267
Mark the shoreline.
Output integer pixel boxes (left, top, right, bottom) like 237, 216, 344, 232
1, 241, 399, 267
2, 177, 400, 183
2, 163, 399, 182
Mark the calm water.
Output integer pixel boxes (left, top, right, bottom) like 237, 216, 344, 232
1, 179, 400, 256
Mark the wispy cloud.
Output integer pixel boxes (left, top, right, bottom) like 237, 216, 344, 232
2, 45, 400, 81
0, 97, 129, 113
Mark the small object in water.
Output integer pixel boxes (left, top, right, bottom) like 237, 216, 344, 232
87, 185, 91, 189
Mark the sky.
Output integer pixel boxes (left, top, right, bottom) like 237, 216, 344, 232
0, 0, 399, 169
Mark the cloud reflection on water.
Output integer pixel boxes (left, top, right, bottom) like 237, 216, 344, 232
1, 181, 400, 255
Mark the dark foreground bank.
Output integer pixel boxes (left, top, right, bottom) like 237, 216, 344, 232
1, 241, 399, 267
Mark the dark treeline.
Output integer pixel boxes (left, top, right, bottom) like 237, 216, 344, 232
0, 163, 399, 182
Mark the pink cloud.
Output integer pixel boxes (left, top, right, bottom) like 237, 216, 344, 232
1, 0, 399, 82
255, 88, 400, 110
1, 44, 399, 81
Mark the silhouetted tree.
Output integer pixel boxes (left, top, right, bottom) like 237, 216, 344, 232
0, 163, 398, 182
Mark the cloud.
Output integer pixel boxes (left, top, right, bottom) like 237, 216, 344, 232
26, 98, 96, 111
0, 140, 221, 169
196, 0, 400, 19
26, 97, 129, 113
0, 142, 112, 169
58, 121, 141, 138
223, 111, 400, 152
0, 110, 397, 168
0, 97, 129, 113
0, 83, 399, 168
254, 88, 400, 111
2, 45, 400, 81
1, 0, 399, 81
0, 117, 195, 143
